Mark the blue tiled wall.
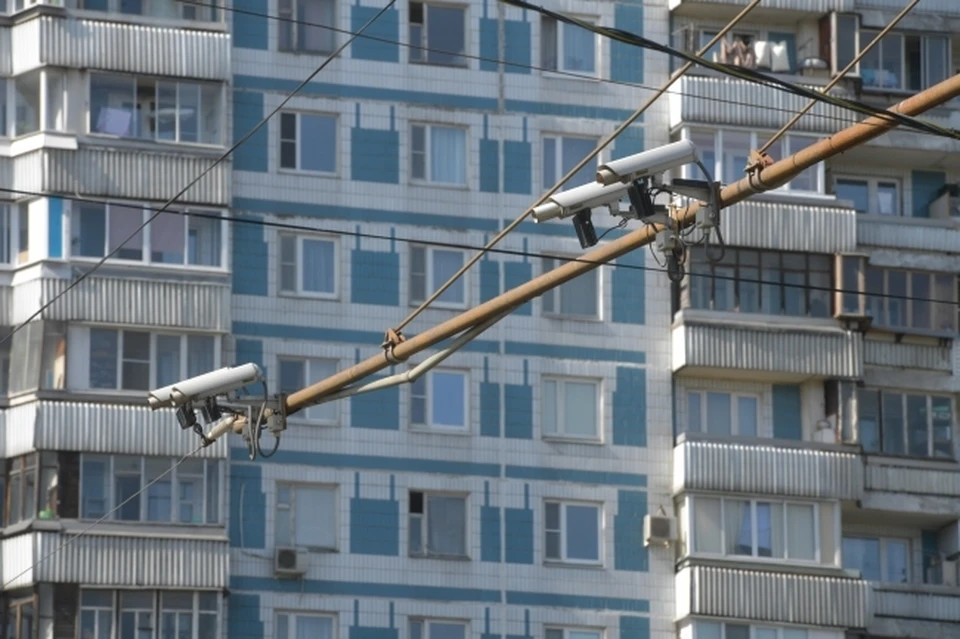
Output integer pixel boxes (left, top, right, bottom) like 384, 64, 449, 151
610, 3, 643, 84
480, 254, 501, 303
504, 120, 532, 195
232, 91, 269, 172
480, 481, 502, 562
350, 473, 400, 556
480, 358, 502, 438
228, 593, 265, 639
505, 610, 532, 639
233, 0, 268, 50
350, 2, 400, 62
229, 463, 266, 549
352, 105, 400, 184
614, 490, 648, 571
620, 616, 651, 639
612, 250, 645, 324
349, 601, 398, 639
612, 367, 646, 447
504, 249, 532, 316
504, 361, 533, 440
48, 198, 63, 259
232, 216, 269, 296
481, 117, 501, 193
505, 484, 534, 564
772, 384, 802, 440
351, 230, 400, 306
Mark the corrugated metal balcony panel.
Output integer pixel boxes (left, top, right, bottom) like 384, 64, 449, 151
721, 199, 857, 254
857, 218, 960, 254
0, 27, 11, 75
684, 564, 872, 628
678, 322, 864, 378
34, 402, 227, 459
2, 534, 37, 589
44, 147, 229, 206
865, 462, 960, 497
3, 404, 39, 459
874, 588, 960, 622
15, 276, 231, 330
0, 284, 11, 326
864, 340, 954, 372
669, 0, 853, 12
856, 0, 960, 15
36, 16, 230, 80
11, 150, 45, 195
671, 76, 854, 134
675, 439, 864, 500
33, 532, 228, 588
8, 18, 42, 74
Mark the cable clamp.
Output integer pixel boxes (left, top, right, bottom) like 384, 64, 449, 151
382, 329, 409, 364
744, 149, 774, 176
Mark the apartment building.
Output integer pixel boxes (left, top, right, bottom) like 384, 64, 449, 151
0, 0, 232, 635
667, 1, 960, 639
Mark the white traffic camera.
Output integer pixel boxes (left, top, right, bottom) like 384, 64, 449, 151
147, 363, 263, 410
596, 139, 700, 186
532, 181, 631, 224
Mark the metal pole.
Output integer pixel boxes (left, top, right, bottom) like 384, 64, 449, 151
285, 72, 960, 415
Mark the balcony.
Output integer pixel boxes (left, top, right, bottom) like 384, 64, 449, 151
864, 339, 954, 373
10, 274, 230, 331
674, 434, 864, 501
857, 215, 960, 255
11, 146, 230, 206
672, 310, 864, 380
862, 455, 960, 516
676, 564, 872, 628
2, 531, 228, 589
720, 195, 857, 254
668, 0, 853, 17
9, 13, 230, 80
871, 584, 960, 638
855, 0, 960, 16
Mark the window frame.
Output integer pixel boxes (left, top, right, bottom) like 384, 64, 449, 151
78, 589, 221, 639
77, 0, 223, 21
277, 111, 339, 175
274, 483, 339, 551
541, 133, 602, 191
276, 356, 340, 424
543, 499, 603, 566
541, 376, 602, 441
693, 620, 810, 639
540, 14, 601, 77
856, 388, 954, 459
277, 233, 340, 299
544, 628, 603, 639
408, 1, 469, 68
409, 368, 470, 432
409, 244, 469, 309
5, 595, 37, 639
842, 534, 911, 583
78, 454, 223, 525
4, 453, 39, 527
276, 611, 337, 639
859, 29, 951, 92
407, 490, 469, 558
685, 389, 761, 437
0, 202, 22, 267
277, 0, 337, 54
409, 122, 469, 186
409, 618, 469, 639
541, 255, 601, 320
832, 174, 902, 216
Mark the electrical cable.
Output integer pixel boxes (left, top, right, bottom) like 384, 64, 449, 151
0, 0, 397, 350
2, 444, 205, 590
180, 0, 960, 142
1, 186, 955, 309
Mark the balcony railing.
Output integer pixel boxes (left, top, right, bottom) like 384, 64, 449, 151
873, 585, 960, 624
720, 196, 857, 255
864, 456, 960, 499
10, 14, 230, 80
857, 215, 960, 255
668, 0, 853, 15
674, 434, 864, 501
676, 564, 872, 628
855, 0, 960, 15
863, 339, 954, 373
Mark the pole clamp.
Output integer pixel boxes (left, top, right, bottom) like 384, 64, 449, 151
382, 329, 409, 364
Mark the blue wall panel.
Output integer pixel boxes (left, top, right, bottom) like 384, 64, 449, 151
480, 482, 502, 562
228, 593, 265, 639
772, 384, 802, 440
350, 473, 400, 556
233, 0, 268, 50
351, 382, 401, 430
504, 20, 532, 75
612, 367, 646, 447
480, 258, 500, 302
350, 601, 398, 639
911, 170, 946, 218
612, 124, 644, 161
612, 250, 645, 324
620, 616, 651, 639
503, 140, 532, 195
610, 3, 643, 84
480, 359, 502, 438
614, 490, 648, 571
350, 4, 400, 62
505, 484, 534, 564
505, 361, 533, 440
479, 17, 499, 72
352, 128, 400, 183
235, 338, 267, 396
229, 463, 266, 549
352, 249, 400, 306
232, 91, 269, 172
232, 215, 269, 295
48, 198, 63, 259
504, 261, 532, 316
480, 138, 501, 193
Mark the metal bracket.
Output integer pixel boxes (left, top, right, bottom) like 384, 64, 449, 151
670, 177, 725, 263
744, 149, 775, 176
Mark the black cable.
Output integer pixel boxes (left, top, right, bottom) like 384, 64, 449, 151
1, 186, 955, 308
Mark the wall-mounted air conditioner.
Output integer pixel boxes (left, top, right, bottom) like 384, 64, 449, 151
643, 514, 677, 547
274, 547, 308, 578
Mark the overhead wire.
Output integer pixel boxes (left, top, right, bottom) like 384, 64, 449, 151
1, 185, 955, 309
0, 0, 397, 350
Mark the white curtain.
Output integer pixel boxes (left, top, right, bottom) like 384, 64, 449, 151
302, 239, 335, 293
693, 497, 722, 553
430, 127, 466, 185
564, 381, 597, 437
786, 503, 815, 560
724, 499, 751, 555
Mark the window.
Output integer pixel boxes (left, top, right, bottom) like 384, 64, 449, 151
694, 621, 808, 639
686, 247, 832, 318
279, 112, 337, 173
860, 31, 949, 91
542, 135, 598, 191
542, 377, 600, 439
278, 234, 338, 297
0, 78, 7, 136
275, 484, 337, 549
541, 256, 599, 318
71, 202, 224, 267
545, 630, 602, 639
411, 124, 467, 185
278, 358, 339, 423
842, 536, 909, 583
544, 500, 601, 564
277, 613, 335, 639
409, 245, 467, 307
18, 204, 29, 264
685, 390, 759, 437
0, 204, 13, 265
691, 496, 817, 561
684, 129, 823, 194
409, 2, 467, 67
278, 0, 335, 53
833, 176, 901, 216
86, 330, 216, 392
80, 455, 221, 524
839, 257, 958, 333
5, 455, 38, 526
5, 597, 35, 639
541, 15, 597, 75
80, 0, 221, 20
410, 620, 466, 639
89, 73, 222, 145
408, 491, 467, 557
79, 590, 219, 639
410, 369, 468, 430
13, 71, 40, 137
857, 389, 953, 458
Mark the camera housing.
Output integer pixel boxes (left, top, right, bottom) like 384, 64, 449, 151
595, 139, 700, 186
147, 363, 263, 410
532, 181, 631, 223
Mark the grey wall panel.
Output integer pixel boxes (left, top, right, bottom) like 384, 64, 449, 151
857, 218, 960, 254
0, 27, 10, 75
674, 439, 864, 500
874, 588, 960, 622
721, 199, 857, 254
8, 18, 41, 75
865, 461, 960, 497
856, 0, 960, 15
35, 401, 227, 459
2, 404, 39, 459
0, 285, 11, 326
682, 564, 872, 628
11, 150, 45, 196
864, 340, 953, 372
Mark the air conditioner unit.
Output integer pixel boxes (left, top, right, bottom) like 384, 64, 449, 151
643, 514, 677, 547
274, 547, 308, 578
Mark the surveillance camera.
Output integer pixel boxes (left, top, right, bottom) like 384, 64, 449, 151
596, 140, 700, 186
147, 363, 263, 410
532, 181, 630, 223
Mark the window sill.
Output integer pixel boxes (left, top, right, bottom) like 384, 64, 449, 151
286, 419, 341, 429
1, 517, 63, 539
679, 555, 847, 578
277, 46, 338, 56
409, 301, 468, 312
686, 552, 823, 570
862, 452, 958, 470
856, 213, 960, 229
543, 560, 604, 569
675, 308, 845, 334
277, 168, 339, 179
409, 552, 471, 561
867, 324, 957, 342
542, 70, 601, 82
542, 435, 603, 446
409, 179, 469, 191
409, 426, 471, 436
542, 312, 603, 323
277, 290, 341, 302
408, 60, 470, 70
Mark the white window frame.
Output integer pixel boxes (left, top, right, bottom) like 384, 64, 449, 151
544, 499, 603, 565
832, 174, 902, 216
541, 134, 601, 191
79, 590, 221, 639
685, 389, 761, 437
541, 376, 601, 441
693, 620, 810, 639
410, 368, 469, 431
409, 245, 468, 309
277, 233, 340, 299
277, 356, 340, 425
688, 495, 821, 563
409, 618, 469, 639
540, 14, 601, 77
842, 534, 911, 583
541, 255, 600, 319
545, 628, 603, 639
855, 389, 955, 458
0, 203, 22, 267
77, 0, 222, 21
408, 1, 469, 68
859, 30, 951, 92
408, 490, 469, 558
277, 0, 337, 53
275, 483, 339, 550
79, 454, 222, 525
278, 111, 339, 174
409, 122, 468, 186
277, 612, 337, 639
